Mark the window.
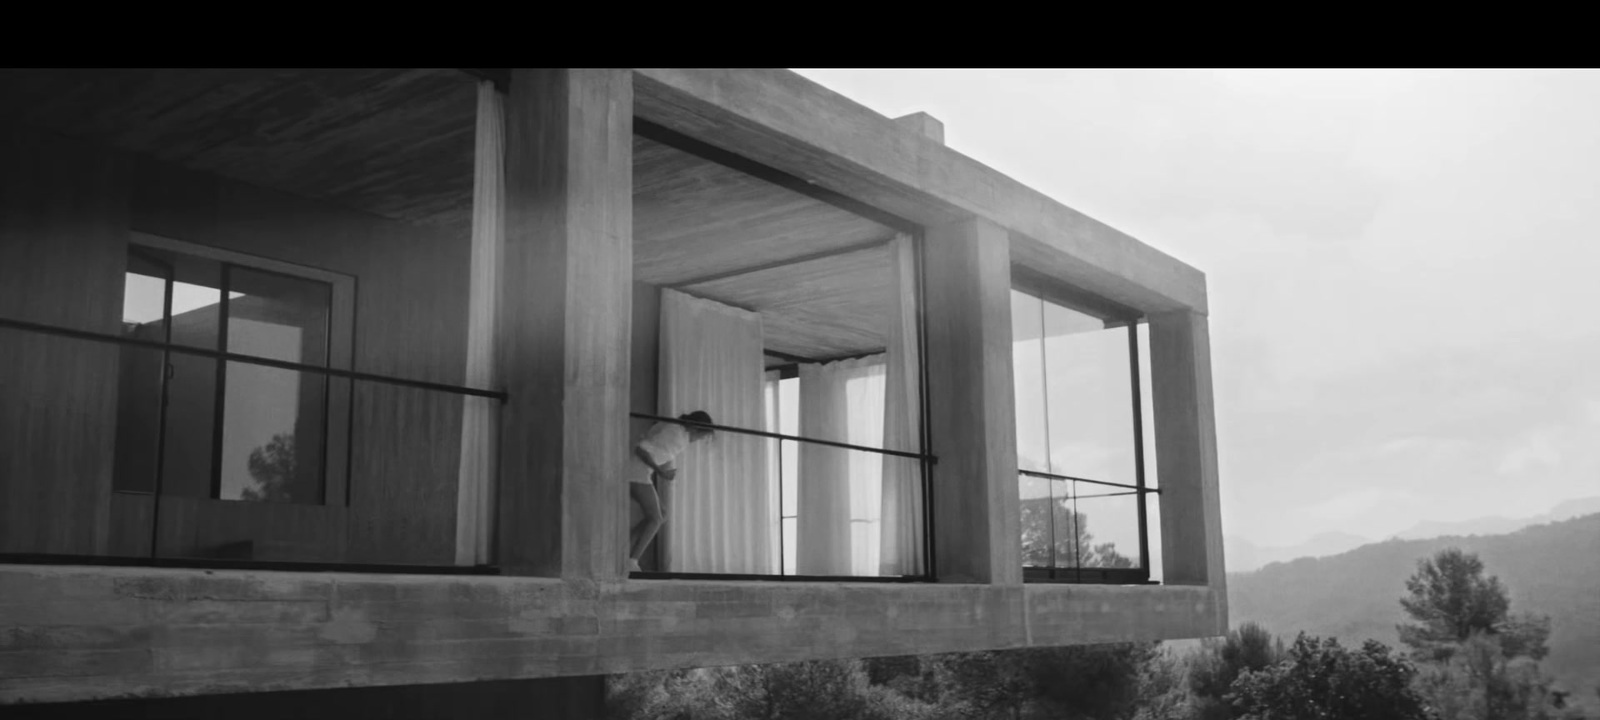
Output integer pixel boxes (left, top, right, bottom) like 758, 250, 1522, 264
630, 123, 931, 579
1012, 284, 1156, 583
112, 233, 354, 506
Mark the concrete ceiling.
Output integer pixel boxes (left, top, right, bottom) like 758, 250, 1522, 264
0, 68, 902, 361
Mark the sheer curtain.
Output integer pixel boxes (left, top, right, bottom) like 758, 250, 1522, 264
455, 79, 503, 567
796, 356, 886, 576
657, 289, 772, 574
879, 232, 924, 576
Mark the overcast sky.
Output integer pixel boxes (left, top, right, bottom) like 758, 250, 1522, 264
794, 69, 1600, 548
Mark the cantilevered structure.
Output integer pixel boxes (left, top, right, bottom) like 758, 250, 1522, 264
0, 68, 1226, 716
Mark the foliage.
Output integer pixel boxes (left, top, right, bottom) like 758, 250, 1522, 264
1188, 623, 1284, 720
1228, 633, 1430, 720
1019, 496, 1135, 569
1397, 548, 1513, 661
241, 432, 297, 503
1133, 646, 1196, 720
1228, 515, 1600, 714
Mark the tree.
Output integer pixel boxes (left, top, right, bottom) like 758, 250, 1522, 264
1397, 548, 1550, 663
1189, 623, 1285, 720
1133, 645, 1195, 720
241, 433, 297, 503
721, 659, 874, 720
1229, 633, 1430, 720
1019, 496, 1135, 569
1397, 548, 1569, 720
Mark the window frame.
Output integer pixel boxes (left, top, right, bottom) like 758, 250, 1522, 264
123, 231, 357, 508
629, 120, 938, 583
1011, 272, 1157, 585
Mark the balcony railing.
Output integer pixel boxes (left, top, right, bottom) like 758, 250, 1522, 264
0, 316, 505, 574
627, 412, 937, 582
1018, 469, 1159, 585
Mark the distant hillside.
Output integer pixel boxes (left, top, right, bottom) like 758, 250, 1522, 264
1394, 495, 1600, 540
1225, 531, 1371, 573
1228, 513, 1600, 706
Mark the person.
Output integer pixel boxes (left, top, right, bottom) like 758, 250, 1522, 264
628, 410, 715, 573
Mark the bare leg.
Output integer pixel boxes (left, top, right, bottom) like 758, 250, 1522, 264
629, 482, 664, 562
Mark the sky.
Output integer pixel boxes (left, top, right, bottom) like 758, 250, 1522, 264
792, 69, 1600, 548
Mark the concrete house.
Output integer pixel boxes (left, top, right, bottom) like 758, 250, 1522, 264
0, 68, 1226, 716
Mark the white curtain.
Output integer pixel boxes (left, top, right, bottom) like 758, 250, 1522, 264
763, 369, 784, 573
879, 232, 924, 575
658, 289, 772, 574
455, 80, 504, 566
796, 356, 886, 576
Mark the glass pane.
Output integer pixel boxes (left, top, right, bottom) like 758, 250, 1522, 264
1070, 486, 1142, 570
166, 254, 225, 351
1145, 493, 1163, 582
780, 439, 799, 530
1042, 302, 1136, 487
1011, 290, 1050, 473
792, 443, 921, 577
1018, 473, 1054, 567
227, 266, 331, 366
159, 353, 218, 498
1138, 322, 1158, 489
217, 266, 333, 505
114, 262, 168, 494
782, 517, 797, 576
219, 362, 326, 504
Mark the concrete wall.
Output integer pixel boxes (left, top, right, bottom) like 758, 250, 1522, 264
0, 68, 1229, 707
0, 565, 1223, 704
6, 676, 604, 719
0, 120, 471, 563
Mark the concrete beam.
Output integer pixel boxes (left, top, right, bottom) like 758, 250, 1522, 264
498, 69, 633, 579
923, 218, 1021, 584
0, 565, 1225, 705
893, 112, 944, 145
1148, 310, 1227, 630
632, 68, 1207, 316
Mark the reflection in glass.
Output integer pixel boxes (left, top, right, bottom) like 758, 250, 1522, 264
1012, 285, 1154, 576
1011, 290, 1049, 473
218, 268, 332, 504
1042, 301, 1135, 487
113, 263, 168, 493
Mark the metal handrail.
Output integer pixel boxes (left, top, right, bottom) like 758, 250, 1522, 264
0, 316, 507, 401
1017, 468, 1159, 493
630, 412, 937, 463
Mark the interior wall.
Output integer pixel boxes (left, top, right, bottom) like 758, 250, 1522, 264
0, 120, 471, 563
0, 123, 127, 555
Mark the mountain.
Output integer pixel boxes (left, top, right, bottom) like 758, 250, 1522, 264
1225, 531, 1371, 573
1228, 512, 1600, 710
1395, 495, 1600, 540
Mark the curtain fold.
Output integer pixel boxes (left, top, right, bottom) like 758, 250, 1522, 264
454, 80, 504, 566
879, 232, 925, 575
796, 356, 886, 576
658, 289, 772, 574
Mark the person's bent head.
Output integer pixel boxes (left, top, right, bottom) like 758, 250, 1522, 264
679, 410, 715, 442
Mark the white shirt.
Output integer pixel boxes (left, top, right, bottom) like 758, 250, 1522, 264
636, 422, 690, 469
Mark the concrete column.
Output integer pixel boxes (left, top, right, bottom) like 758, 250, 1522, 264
923, 217, 1020, 584
498, 69, 633, 579
1148, 309, 1226, 594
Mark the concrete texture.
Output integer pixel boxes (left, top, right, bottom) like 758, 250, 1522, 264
0, 565, 1224, 705
632, 68, 1208, 316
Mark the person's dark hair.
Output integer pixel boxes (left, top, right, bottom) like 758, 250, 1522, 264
679, 410, 713, 428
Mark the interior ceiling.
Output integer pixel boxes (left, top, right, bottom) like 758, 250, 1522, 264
0, 68, 902, 362
0, 68, 480, 234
